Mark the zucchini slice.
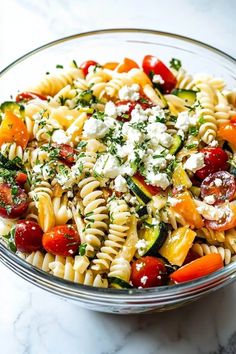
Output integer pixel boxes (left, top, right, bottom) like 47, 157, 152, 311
138, 220, 168, 256
109, 277, 132, 289
169, 134, 183, 155
172, 89, 197, 106
136, 205, 148, 218
154, 87, 168, 108
127, 176, 152, 204
0, 101, 25, 117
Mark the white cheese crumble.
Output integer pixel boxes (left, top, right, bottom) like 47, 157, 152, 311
118, 84, 140, 101
136, 262, 144, 271
146, 172, 170, 190
209, 139, 218, 147
52, 129, 70, 144
152, 74, 165, 85
175, 112, 191, 132
94, 153, 121, 178
140, 275, 148, 285
83, 117, 109, 139
136, 239, 147, 256
168, 197, 181, 206
114, 175, 128, 193
104, 101, 130, 118
214, 178, 223, 187
184, 153, 205, 173
203, 195, 216, 205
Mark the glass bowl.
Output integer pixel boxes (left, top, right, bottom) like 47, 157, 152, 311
0, 29, 236, 314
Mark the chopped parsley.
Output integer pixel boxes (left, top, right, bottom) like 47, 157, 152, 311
2, 227, 16, 252
79, 243, 87, 256
56, 64, 64, 69
169, 58, 182, 71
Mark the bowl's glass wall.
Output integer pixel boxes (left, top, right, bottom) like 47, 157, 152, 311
0, 29, 235, 313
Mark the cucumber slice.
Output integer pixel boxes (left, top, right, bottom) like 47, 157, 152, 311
172, 89, 197, 106
138, 220, 168, 256
127, 176, 152, 205
109, 277, 132, 289
0, 101, 25, 117
169, 134, 183, 155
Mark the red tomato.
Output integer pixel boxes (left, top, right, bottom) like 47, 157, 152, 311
80, 60, 98, 76
183, 249, 200, 265
56, 144, 77, 167
0, 183, 28, 218
195, 147, 229, 180
205, 204, 236, 231
42, 225, 80, 257
15, 220, 43, 253
131, 256, 167, 288
116, 98, 152, 121
170, 254, 223, 283
142, 55, 177, 93
16, 92, 47, 102
15, 172, 28, 186
201, 171, 236, 205
134, 173, 161, 196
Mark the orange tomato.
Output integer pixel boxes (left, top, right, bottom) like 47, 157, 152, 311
115, 57, 139, 73
172, 191, 204, 229
170, 254, 223, 283
103, 62, 119, 70
206, 204, 236, 231
0, 112, 29, 149
218, 115, 236, 149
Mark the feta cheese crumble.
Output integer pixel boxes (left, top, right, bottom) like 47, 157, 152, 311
136, 239, 147, 256
203, 195, 216, 205
94, 153, 121, 178
114, 175, 128, 193
146, 172, 170, 190
184, 153, 205, 173
52, 129, 70, 144
214, 178, 223, 187
152, 74, 165, 85
140, 275, 148, 285
175, 112, 191, 132
118, 84, 140, 101
83, 117, 109, 139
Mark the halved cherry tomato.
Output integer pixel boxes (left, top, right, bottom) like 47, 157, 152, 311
205, 204, 236, 231
201, 171, 236, 205
15, 220, 43, 253
134, 173, 161, 196
170, 254, 223, 283
0, 111, 29, 149
16, 92, 47, 102
218, 116, 236, 149
183, 249, 200, 265
0, 183, 28, 218
42, 225, 80, 257
80, 60, 98, 76
15, 172, 28, 186
131, 256, 167, 288
195, 147, 229, 180
116, 98, 152, 121
56, 144, 77, 167
142, 55, 177, 93
115, 57, 139, 73
103, 62, 119, 70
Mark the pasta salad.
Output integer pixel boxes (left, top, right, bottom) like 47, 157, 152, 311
0, 55, 236, 289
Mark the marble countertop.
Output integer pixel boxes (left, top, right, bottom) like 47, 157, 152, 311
0, 1, 236, 353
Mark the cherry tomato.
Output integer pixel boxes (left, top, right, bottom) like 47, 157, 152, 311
131, 256, 167, 288
15, 220, 43, 253
201, 171, 236, 205
80, 60, 98, 76
195, 147, 229, 180
170, 254, 223, 283
42, 225, 80, 257
183, 249, 200, 265
0, 112, 29, 149
218, 116, 236, 150
16, 92, 47, 102
205, 204, 236, 231
116, 98, 152, 121
142, 55, 177, 93
0, 183, 28, 218
15, 172, 28, 186
56, 144, 77, 167
115, 57, 139, 73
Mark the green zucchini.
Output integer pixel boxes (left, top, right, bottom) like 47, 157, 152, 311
127, 176, 152, 205
138, 219, 168, 256
136, 206, 148, 218
190, 186, 201, 198
0, 101, 25, 117
172, 89, 197, 106
109, 277, 132, 289
154, 87, 168, 108
169, 134, 183, 155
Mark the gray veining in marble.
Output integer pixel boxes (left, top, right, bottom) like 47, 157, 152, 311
0, 1, 236, 353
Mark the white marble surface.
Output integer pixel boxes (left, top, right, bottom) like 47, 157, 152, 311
0, 0, 236, 353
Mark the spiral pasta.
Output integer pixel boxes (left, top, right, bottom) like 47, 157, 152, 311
172, 68, 196, 90
196, 227, 225, 245
192, 243, 232, 265
19, 250, 55, 272
91, 198, 131, 272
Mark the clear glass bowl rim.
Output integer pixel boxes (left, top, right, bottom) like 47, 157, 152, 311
0, 28, 236, 303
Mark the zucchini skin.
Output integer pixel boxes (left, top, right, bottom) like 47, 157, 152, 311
0, 101, 25, 117
108, 277, 132, 289
126, 176, 152, 204
169, 135, 183, 155
146, 222, 168, 256
172, 89, 197, 106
